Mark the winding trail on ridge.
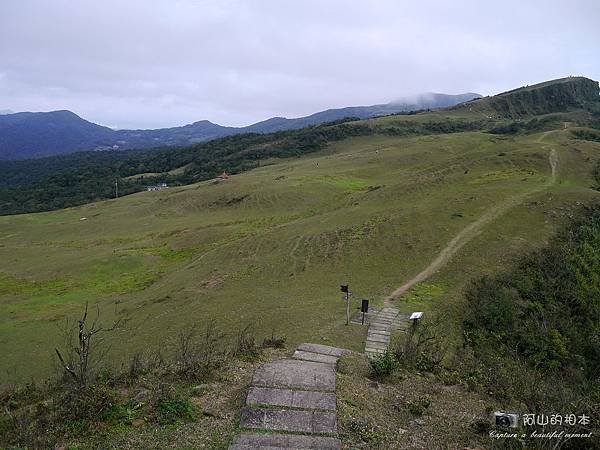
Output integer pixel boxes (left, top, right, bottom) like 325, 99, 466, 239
385, 143, 558, 305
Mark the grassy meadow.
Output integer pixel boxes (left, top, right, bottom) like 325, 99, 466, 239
1, 114, 599, 383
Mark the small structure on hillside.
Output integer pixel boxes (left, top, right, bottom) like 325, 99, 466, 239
146, 182, 168, 191
217, 171, 230, 180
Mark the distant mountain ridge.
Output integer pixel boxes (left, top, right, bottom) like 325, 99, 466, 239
0, 76, 598, 215
0, 92, 481, 159
242, 92, 481, 133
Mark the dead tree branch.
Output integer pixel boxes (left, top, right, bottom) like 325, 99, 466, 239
54, 301, 124, 388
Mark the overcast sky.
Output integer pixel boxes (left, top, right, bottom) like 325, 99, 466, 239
0, 0, 598, 129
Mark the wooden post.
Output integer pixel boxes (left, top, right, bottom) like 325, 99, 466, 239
340, 285, 349, 326
345, 291, 350, 326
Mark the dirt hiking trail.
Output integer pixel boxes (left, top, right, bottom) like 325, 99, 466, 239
385, 143, 558, 305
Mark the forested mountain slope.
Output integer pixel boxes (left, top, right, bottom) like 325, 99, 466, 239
0, 93, 481, 159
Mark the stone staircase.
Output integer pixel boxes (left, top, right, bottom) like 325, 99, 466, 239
365, 307, 405, 356
393, 312, 412, 332
230, 343, 350, 449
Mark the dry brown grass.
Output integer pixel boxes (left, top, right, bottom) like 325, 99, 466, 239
336, 354, 494, 449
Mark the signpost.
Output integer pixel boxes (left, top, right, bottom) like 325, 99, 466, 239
410, 311, 423, 330
361, 299, 369, 325
340, 284, 349, 325
410, 311, 423, 322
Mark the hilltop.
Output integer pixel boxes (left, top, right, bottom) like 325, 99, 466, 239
0, 92, 480, 160
455, 76, 599, 118
0, 76, 597, 216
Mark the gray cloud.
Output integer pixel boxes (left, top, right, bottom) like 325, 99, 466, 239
0, 0, 598, 129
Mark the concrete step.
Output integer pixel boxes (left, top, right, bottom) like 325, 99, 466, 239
247, 386, 336, 411
365, 349, 386, 355
366, 334, 389, 340
231, 432, 341, 449
293, 350, 338, 365
369, 323, 391, 330
367, 331, 390, 338
368, 329, 391, 336
366, 335, 389, 344
364, 341, 387, 350
252, 359, 336, 392
365, 347, 388, 354
297, 343, 349, 357
240, 407, 337, 434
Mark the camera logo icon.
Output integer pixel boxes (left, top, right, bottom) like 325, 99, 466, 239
494, 411, 519, 428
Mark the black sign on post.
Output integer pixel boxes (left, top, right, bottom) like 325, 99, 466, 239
340, 285, 349, 293
361, 299, 369, 313
361, 299, 369, 325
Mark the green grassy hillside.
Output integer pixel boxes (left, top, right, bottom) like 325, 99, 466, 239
2, 76, 597, 217
1, 105, 599, 382
455, 76, 599, 118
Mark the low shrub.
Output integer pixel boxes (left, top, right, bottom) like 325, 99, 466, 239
101, 402, 137, 425
394, 319, 447, 373
406, 395, 431, 416
128, 352, 147, 379
347, 416, 383, 444
232, 324, 259, 360
261, 331, 286, 349
175, 321, 226, 378
470, 418, 491, 434
57, 384, 122, 423
155, 390, 197, 425
368, 351, 399, 378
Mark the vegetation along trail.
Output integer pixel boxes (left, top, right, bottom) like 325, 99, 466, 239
385, 140, 558, 304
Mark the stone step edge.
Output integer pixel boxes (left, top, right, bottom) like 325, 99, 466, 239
294, 345, 361, 360
239, 406, 337, 435
244, 403, 336, 413
246, 385, 336, 412
296, 343, 351, 357
292, 350, 338, 365
250, 383, 336, 394
364, 342, 387, 348
292, 348, 340, 358
366, 335, 390, 340
231, 431, 342, 450
236, 427, 339, 438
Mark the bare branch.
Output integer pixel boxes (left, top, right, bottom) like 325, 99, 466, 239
54, 302, 126, 388
55, 348, 77, 381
